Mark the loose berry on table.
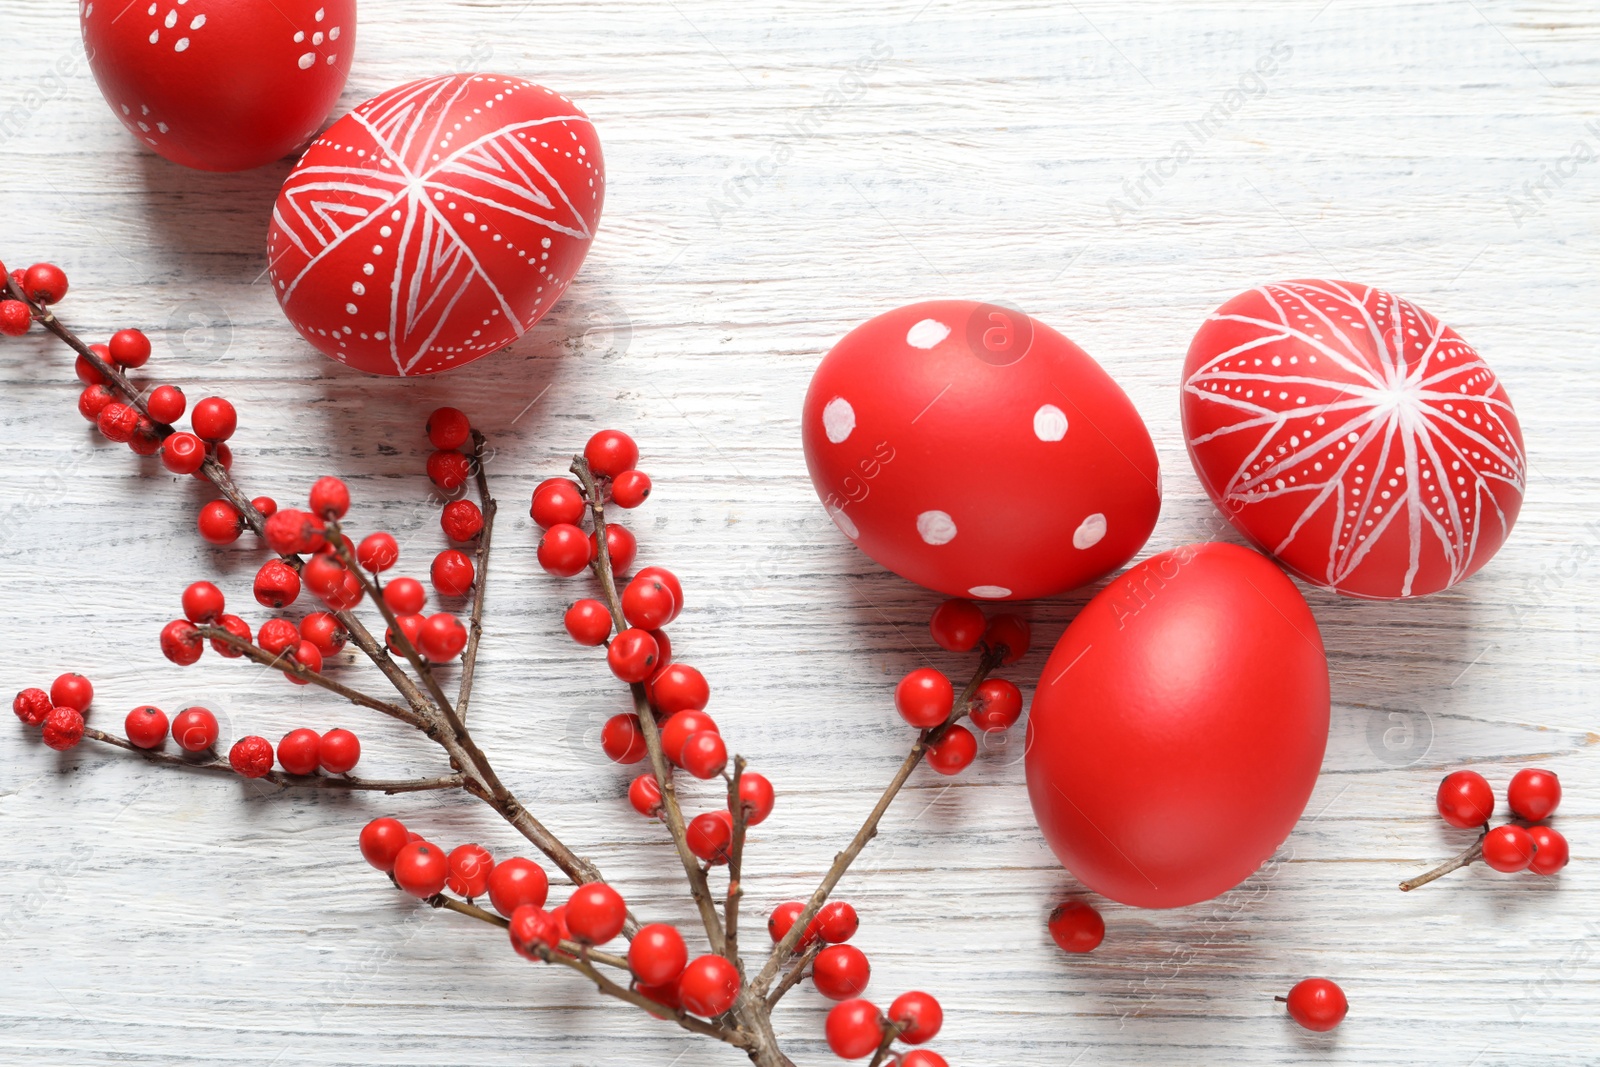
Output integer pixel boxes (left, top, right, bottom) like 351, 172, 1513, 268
1282, 977, 1348, 1032
1047, 900, 1105, 953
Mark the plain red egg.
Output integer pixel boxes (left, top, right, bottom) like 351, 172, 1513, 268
82, 0, 355, 171
802, 300, 1159, 601
1182, 280, 1525, 599
1025, 542, 1330, 908
268, 73, 605, 376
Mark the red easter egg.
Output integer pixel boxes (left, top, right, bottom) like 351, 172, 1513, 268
268, 73, 605, 376
1183, 280, 1526, 599
802, 301, 1160, 601
1025, 542, 1329, 908
82, 0, 354, 172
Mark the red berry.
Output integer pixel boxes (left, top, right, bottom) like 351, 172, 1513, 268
209, 614, 252, 657
441, 499, 484, 542
1481, 824, 1537, 873
737, 772, 775, 826
678, 954, 740, 1018
128, 416, 163, 457
1436, 770, 1495, 829
418, 613, 468, 662
888, 991, 942, 1044
283, 640, 323, 683
926, 724, 977, 775
426, 450, 472, 493
1284, 977, 1348, 1032
895, 668, 953, 729
159, 619, 204, 665
12, 688, 53, 726
768, 901, 805, 945
359, 817, 409, 872
147, 384, 185, 424
253, 559, 302, 608
162, 431, 206, 476
1507, 767, 1561, 822
647, 628, 673, 676
813, 944, 871, 1001
687, 810, 734, 864
228, 736, 275, 778
50, 673, 94, 712
537, 523, 590, 577
600, 713, 649, 764
563, 599, 613, 646
636, 978, 682, 1016
171, 707, 220, 752
901, 1052, 949, 1067
257, 618, 300, 657
108, 328, 151, 368
929, 598, 986, 652
447, 844, 496, 898
190, 396, 237, 442
78, 348, 114, 385
635, 567, 684, 622
681, 730, 728, 779
322, 570, 364, 612
983, 613, 1031, 664
357, 532, 399, 572
300, 612, 348, 656
629, 923, 688, 987
585, 429, 639, 478
210, 442, 233, 476
42, 706, 85, 751
426, 406, 471, 450
387, 614, 425, 656
196, 500, 243, 544
0, 299, 30, 336
277, 729, 321, 775
308, 476, 350, 519
264, 509, 321, 556
622, 574, 677, 630
318, 728, 361, 773
530, 477, 585, 528
488, 857, 550, 917
611, 469, 652, 508
1047, 900, 1105, 953
431, 549, 476, 597
393, 841, 449, 898
661, 710, 718, 765
302, 555, 345, 598
1528, 825, 1570, 876
651, 666, 708, 717
826, 999, 885, 1059
566, 882, 627, 944
590, 524, 637, 573
77, 384, 115, 422
607, 627, 660, 683
22, 263, 67, 304
96, 402, 141, 443
815, 901, 859, 944
117, 705, 167, 749
508, 904, 559, 961
383, 576, 426, 615
969, 678, 1023, 732
629, 773, 664, 817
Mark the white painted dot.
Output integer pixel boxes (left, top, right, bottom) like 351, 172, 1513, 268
312, 31, 324, 45
969, 585, 1011, 599
906, 318, 950, 349
329, 25, 340, 40
173, 36, 188, 50
298, 52, 315, 69
351, 282, 365, 295
828, 505, 859, 540
1033, 404, 1068, 441
362, 263, 375, 276
916, 511, 957, 545
189, 13, 204, 28
345, 303, 358, 314
294, 30, 305, 42
1072, 513, 1107, 549
822, 396, 856, 444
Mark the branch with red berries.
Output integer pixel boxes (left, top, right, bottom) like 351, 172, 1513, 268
4, 262, 1050, 1066
1400, 767, 1568, 891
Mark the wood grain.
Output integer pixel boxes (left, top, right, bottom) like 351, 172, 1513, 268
1, 1, 1597, 1064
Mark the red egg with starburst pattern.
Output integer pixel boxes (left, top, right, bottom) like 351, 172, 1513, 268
268, 73, 605, 376
1182, 281, 1525, 599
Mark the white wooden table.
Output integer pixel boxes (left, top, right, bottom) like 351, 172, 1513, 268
2, 1, 1596, 1063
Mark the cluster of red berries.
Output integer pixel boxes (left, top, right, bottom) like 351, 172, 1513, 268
233, 727, 361, 777
534, 428, 646, 581
1, 260, 70, 335
890, 599, 1030, 776
11, 672, 94, 751
1433, 767, 1568, 878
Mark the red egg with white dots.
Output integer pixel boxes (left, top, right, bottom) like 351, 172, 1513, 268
82, 0, 355, 172
1182, 281, 1525, 599
268, 73, 605, 376
802, 301, 1160, 601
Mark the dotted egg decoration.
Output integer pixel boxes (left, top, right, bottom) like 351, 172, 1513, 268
1182, 280, 1526, 599
82, 0, 355, 171
802, 301, 1162, 601
267, 74, 605, 376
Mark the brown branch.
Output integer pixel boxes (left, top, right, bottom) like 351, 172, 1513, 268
1400, 834, 1486, 891
752, 646, 1003, 996
725, 756, 749, 966
866, 1020, 908, 1067
765, 940, 822, 1010
428, 896, 630, 970
83, 728, 463, 793
542, 945, 748, 1046
455, 429, 496, 725
571, 453, 724, 952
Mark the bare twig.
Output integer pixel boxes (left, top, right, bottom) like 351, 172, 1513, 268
455, 429, 497, 725
765, 940, 822, 1010
543, 946, 748, 1046
725, 756, 749, 965
1400, 834, 1487, 891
